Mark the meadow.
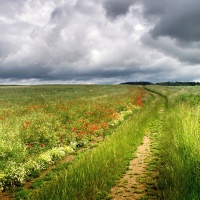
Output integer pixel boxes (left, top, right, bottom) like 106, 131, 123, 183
0, 85, 146, 196
0, 84, 199, 199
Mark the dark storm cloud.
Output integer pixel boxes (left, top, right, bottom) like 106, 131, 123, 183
103, 0, 135, 19
140, 0, 200, 42
0, 65, 51, 79
135, 0, 200, 67
47, 64, 143, 80
141, 33, 200, 65
0, 0, 200, 84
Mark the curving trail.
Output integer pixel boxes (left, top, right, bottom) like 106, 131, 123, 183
109, 135, 153, 199
108, 86, 166, 200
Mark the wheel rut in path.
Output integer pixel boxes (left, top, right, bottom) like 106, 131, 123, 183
109, 135, 156, 199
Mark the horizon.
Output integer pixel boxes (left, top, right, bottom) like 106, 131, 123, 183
0, 80, 200, 86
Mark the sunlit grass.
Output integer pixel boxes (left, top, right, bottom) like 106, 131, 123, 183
28, 90, 162, 200
159, 103, 200, 200
146, 86, 200, 200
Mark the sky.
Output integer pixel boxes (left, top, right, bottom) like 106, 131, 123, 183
0, 0, 200, 85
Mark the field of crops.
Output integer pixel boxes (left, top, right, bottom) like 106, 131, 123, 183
0, 84, 200, 200
0, 85, 146, 194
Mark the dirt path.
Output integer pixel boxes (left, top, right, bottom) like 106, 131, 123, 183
109, 135, 155, 199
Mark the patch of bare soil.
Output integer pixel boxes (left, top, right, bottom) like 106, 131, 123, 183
0, 192, 12, 200
109, 135, 155, 200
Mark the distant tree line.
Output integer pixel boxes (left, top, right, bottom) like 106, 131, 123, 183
121, 81, 200, 86
155, 82, 200, 86
121, 81, 153, 86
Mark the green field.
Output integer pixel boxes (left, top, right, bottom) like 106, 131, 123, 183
0, 85, 199, 199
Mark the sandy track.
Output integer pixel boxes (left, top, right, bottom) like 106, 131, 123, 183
109, 135, 152, 199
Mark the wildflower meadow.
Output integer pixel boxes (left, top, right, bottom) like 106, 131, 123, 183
0, 85, 146, 192
1, 84, 200, 200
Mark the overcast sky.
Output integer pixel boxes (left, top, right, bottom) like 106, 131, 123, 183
0, 0, 200, 84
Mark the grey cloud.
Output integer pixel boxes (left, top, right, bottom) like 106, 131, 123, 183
51, 7, 64, 21
47, 64, 143, 80
140, 0, 200, 42
103, 0, 135, 19
0, 0, 25, 18
135, 0, 200, 68
75, 0, 101, 15
0, 0, 200, 84
0, 40, 17, 58
141, 32, 200, 65
0, 65, 51, 79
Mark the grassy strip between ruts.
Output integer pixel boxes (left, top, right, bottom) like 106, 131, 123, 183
26, 91, 163, 200
158, 102, 200, 200
146, 86, 200, 200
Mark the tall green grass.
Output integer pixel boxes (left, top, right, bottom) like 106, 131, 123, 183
147, 86, 200, 200
159, 103, 200, 200
28, 92, 163, 200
